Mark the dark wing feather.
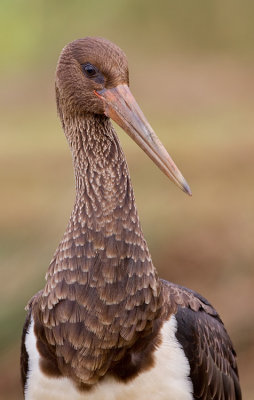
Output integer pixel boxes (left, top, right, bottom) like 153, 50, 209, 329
161, 280, 242, 400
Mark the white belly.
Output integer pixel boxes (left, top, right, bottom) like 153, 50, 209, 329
25, 316, 193, 400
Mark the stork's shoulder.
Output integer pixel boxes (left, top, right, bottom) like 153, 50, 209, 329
161, 279, 219, 319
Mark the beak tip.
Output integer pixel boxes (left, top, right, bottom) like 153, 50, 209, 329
182, 182, 192, 197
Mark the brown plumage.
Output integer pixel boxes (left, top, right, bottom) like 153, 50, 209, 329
21, 37, 241, 399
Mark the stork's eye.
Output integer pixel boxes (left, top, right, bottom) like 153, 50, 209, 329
81, 63, 105, 85
82, 63, 98, 78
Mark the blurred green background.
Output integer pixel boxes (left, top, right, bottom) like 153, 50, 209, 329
1, 0, 254, 398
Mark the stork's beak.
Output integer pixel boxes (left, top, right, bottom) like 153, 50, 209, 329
94, 84, 191, 196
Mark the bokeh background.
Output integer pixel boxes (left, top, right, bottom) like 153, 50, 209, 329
1, 1, 254, 398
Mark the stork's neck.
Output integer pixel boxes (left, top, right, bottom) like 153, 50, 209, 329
46, 113, 161, 312
70, 114, 141, 231
67, 114, 153, 254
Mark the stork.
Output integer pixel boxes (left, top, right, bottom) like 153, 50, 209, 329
21, 37, 241, 400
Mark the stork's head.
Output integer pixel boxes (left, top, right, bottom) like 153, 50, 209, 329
56, 37, 191, 195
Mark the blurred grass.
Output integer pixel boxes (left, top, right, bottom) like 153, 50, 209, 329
1, 1, 254, 399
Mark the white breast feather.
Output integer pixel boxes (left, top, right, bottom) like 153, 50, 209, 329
25, 316, 193, 400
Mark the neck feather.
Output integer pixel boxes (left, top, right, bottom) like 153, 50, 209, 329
40, 114, 162, 378
47, 113, 159, 289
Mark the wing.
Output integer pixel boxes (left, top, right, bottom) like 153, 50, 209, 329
162, 280, 242, 400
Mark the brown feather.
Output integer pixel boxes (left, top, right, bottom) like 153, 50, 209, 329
27, 109, 163, 387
